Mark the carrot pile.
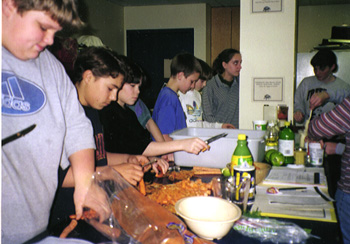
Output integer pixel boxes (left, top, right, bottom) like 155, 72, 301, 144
145, 178, 213, 213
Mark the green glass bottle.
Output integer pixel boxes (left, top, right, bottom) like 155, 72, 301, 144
278, 121, 295, 165
231, 134, 253, 168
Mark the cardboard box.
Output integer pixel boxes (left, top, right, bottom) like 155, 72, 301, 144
170, 128, 266, 168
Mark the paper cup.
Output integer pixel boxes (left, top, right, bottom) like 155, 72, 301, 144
309, 143, 323, 166
253, 120, 267, 131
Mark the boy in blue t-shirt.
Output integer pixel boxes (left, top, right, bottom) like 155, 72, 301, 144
152, 53, 202, 142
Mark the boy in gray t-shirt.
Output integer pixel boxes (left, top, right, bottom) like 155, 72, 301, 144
294, 49, 350, 155
2, 0, 95, 243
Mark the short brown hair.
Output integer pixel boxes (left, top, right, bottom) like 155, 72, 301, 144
197, 59, 213, 81
13, 0, 84, 29
170, 53, 202, 78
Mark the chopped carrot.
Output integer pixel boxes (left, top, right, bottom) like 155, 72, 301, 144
139, 178, 146, 195
155, 165, 164, 178
59, 219, 78, 238
69, 214, 77, 219
201, 145, 210, 152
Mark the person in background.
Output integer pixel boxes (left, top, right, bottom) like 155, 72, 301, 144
308, 96, 350, 244
202, 49, 242, 129
49, 47, 165, 232
100, 60, 207, 157
294, 49, 350, 156
152, 53, 202, 142
2, 0, 96, 243
118, 55, 167, 145
294, 49, 350, 124
48, 36, 79, 79
179, 58, 235, 129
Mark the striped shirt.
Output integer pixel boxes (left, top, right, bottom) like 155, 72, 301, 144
308, 96, 350, 194
202, 74, 239, 128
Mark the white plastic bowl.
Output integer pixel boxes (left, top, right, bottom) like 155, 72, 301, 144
175, 196, 241, 240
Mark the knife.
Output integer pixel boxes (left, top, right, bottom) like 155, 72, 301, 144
2, 124, 36, 146
279, 187, 307, 191
201, 133, 228, 152
141, 158, 158, 169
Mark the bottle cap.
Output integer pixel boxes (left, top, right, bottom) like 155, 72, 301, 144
285, 121, 290, 126
238, 134, 246, 140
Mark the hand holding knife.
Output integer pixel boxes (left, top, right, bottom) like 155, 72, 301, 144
141, 158, 158, 169
201, 133, 228, 152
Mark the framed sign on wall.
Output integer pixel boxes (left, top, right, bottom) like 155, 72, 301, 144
253, 77, 283, 101
252, 0, 282, 13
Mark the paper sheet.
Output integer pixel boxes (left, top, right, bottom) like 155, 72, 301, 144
262, 166, 327, 187
251, 185, 336, 222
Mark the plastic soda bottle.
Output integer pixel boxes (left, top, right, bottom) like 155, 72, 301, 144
278, 121, 295, 165
231, 134, 253, 168
265, 121, 279, 151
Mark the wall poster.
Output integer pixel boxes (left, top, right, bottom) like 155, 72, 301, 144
253, 77, 283, 101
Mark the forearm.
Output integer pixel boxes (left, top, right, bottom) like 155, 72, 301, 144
163, 134, 173, 142
69, 149, 95, 188
308, 98, 350, 140
62, 168, 74, 187
68, 149, 95, 219
142, 140, 183, 156
146, 119, 165, 142
63, 151, 128, 187
106, 152, 132, 165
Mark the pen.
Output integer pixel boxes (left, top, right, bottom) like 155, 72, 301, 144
278, 187, 307, 191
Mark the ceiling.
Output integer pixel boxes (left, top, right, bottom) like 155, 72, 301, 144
107, 0, 349, 7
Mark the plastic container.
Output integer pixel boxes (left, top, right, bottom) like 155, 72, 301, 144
309, 143, 324, 166
170, 128, 266, 168
294, 147, 306, 165
278, 121, 295, 165
231, 134, 253, 167
253, 120, 267, 131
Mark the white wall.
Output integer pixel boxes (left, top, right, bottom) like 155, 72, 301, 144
240, 0, 297, 129
124, 4, 210, 61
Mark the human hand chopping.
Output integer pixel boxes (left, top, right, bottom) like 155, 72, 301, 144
201, 133, 228, 152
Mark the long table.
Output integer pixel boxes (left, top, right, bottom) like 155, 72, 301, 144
42, 165, 341, 244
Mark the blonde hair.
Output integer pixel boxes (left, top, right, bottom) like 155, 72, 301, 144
13, 0, 84, 29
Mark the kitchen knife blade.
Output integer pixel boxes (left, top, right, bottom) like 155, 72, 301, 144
141, 158, 158, 169
205, 133, 228, 144
2, 124, 36, 146
201, 133, 228, 152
